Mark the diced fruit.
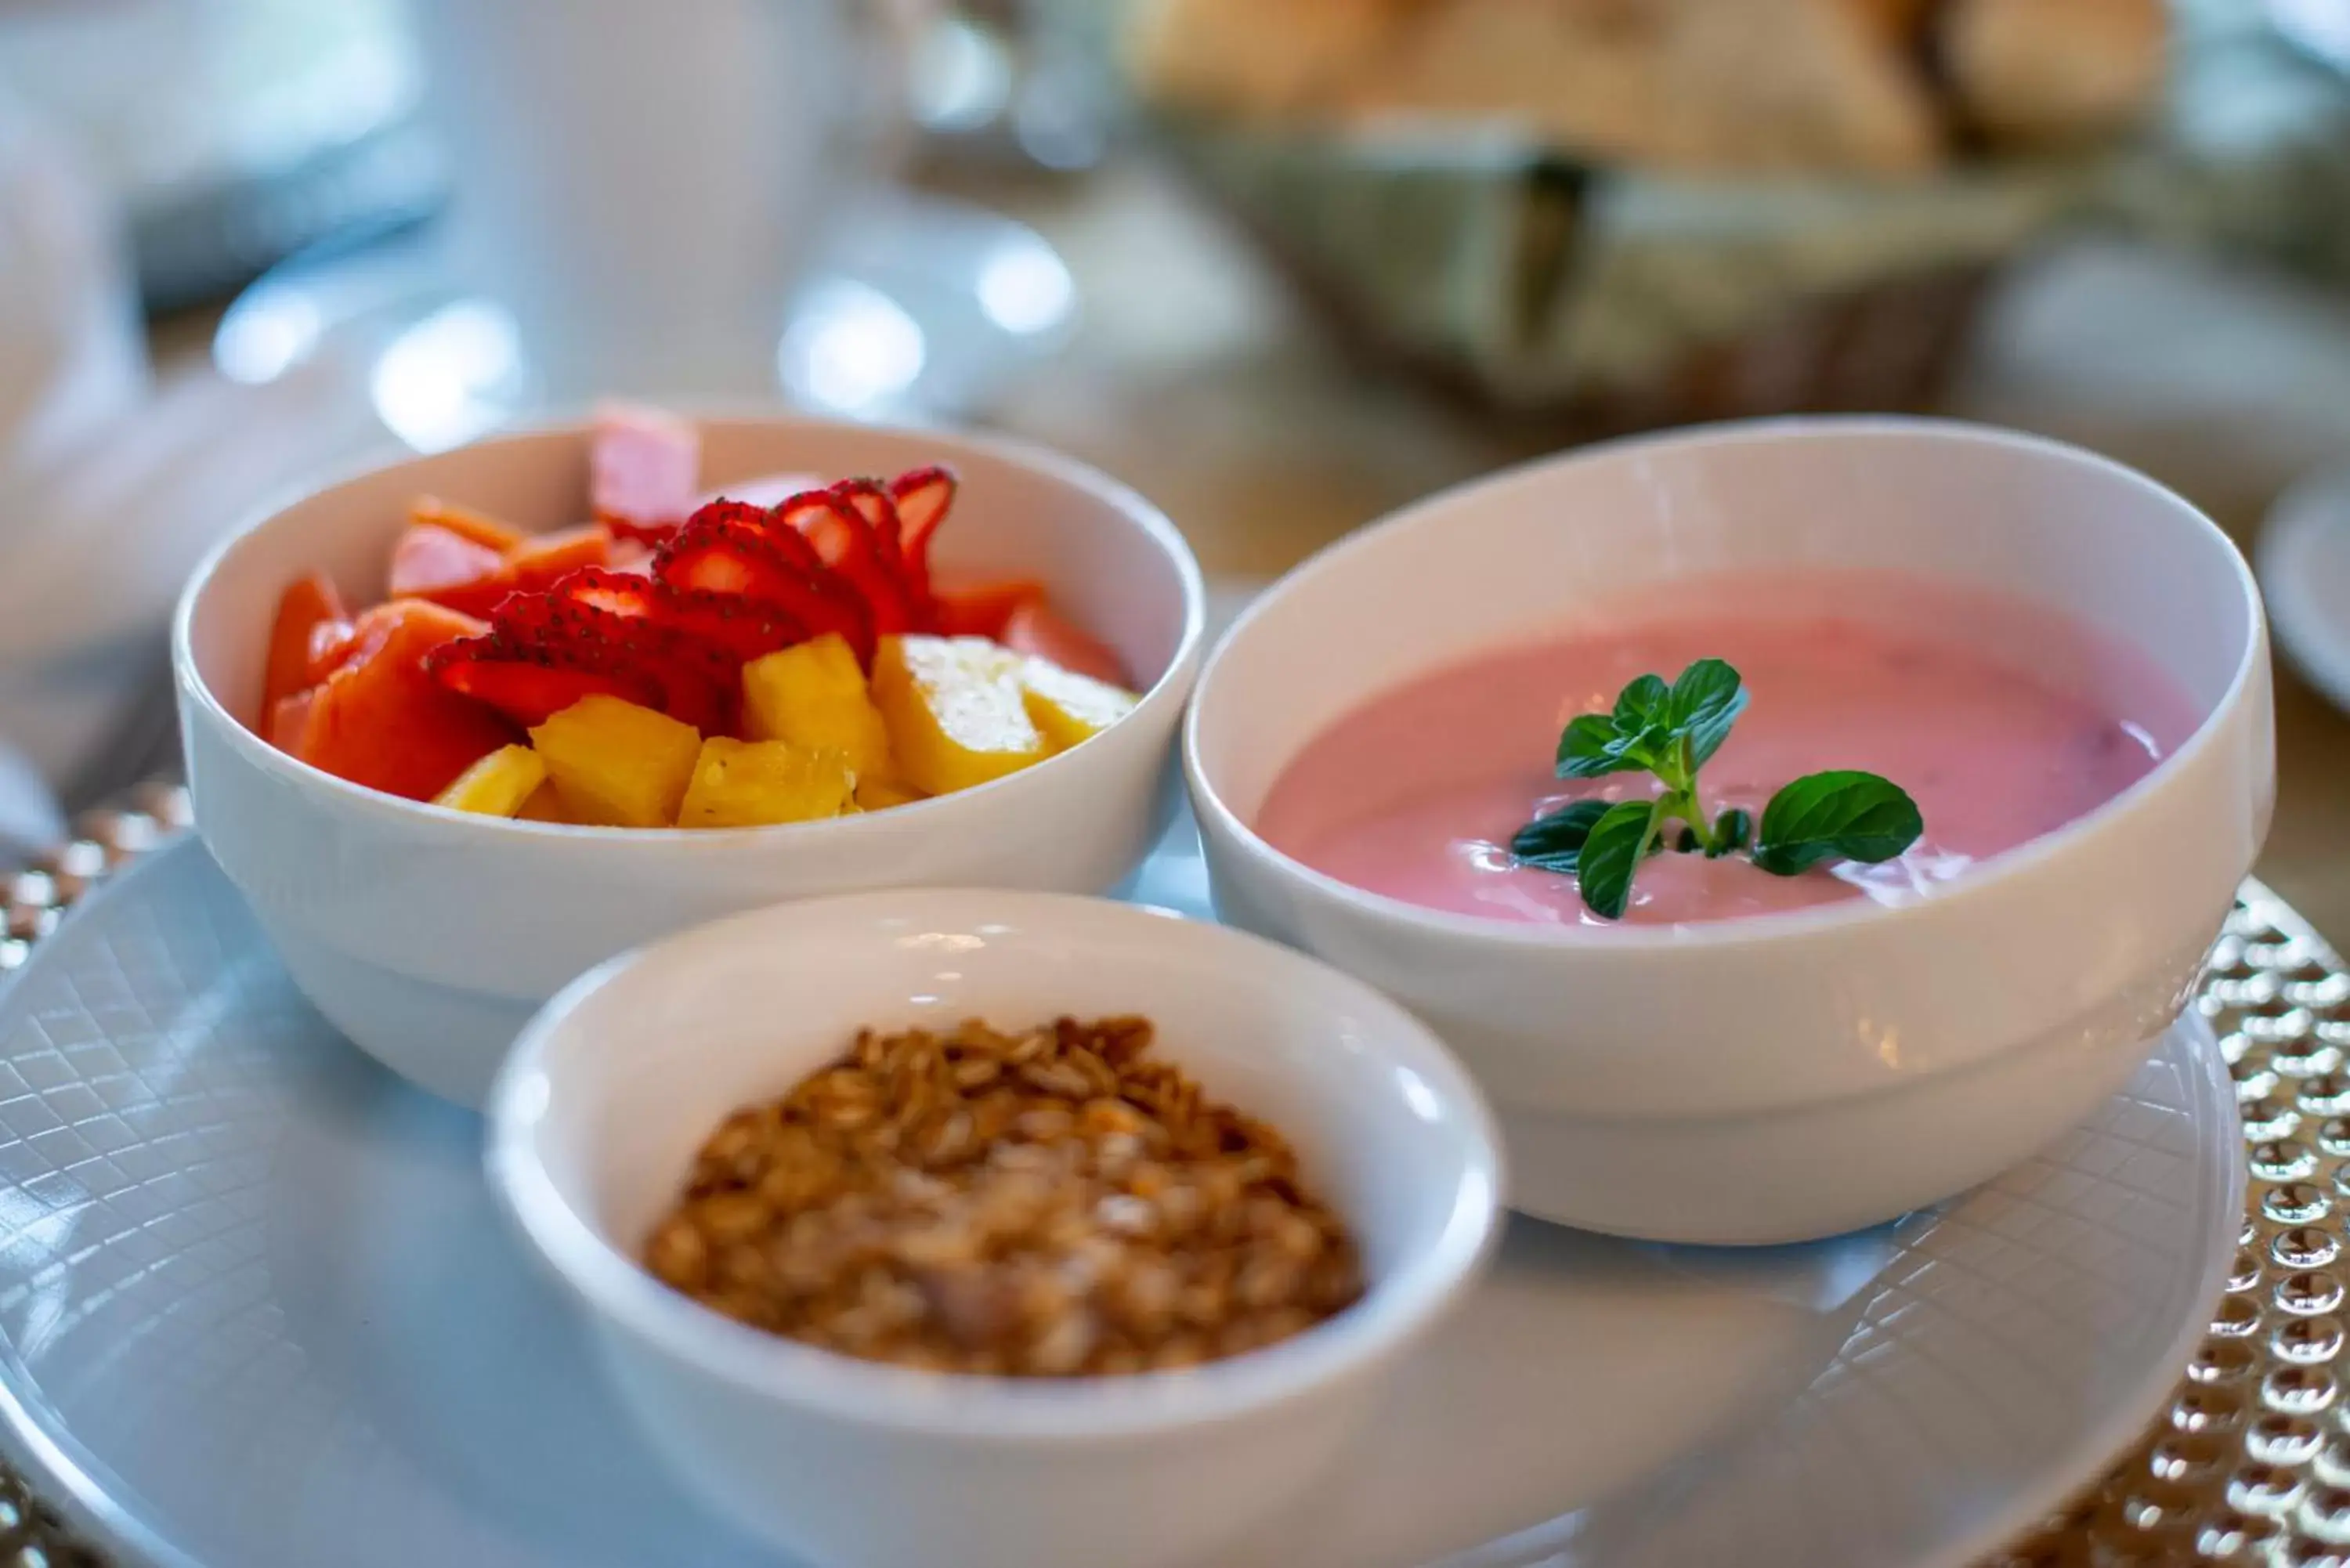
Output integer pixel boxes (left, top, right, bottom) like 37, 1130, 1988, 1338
675, 738, 854, 829
530, 695, 703, 828
854, 775, 925, 812
592, 403, 700, 541
889, 465, 957, 594
268, 689, 316, 755
260, 571, 349, 721
434, 649, 660, 728
871, 634, 1047, 796
432, 745, 548, 818
651, 587, 807, 663
393, 522, 613, 620
503, 524, 611, 591
935, 579, 1044, 641
654, 507, 875, 666
439, 591, 739, 734
410, 497, 523, 552
1002, 601, 1127, 688
292, 602, 514, 800
515, 781, 571, 823
553, 565, 660, 620
307, 616, 361, 685
389, 524, 506, 611
826, 479, 906, 570
1018, 659, 1139, 753
779, 489, 916, 634
740, 633, 892, 781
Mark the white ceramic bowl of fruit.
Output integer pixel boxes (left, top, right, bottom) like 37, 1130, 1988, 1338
174, 409, 1205, 1105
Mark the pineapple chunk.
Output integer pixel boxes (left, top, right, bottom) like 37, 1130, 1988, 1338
853, 775, 926, 812
872, 635, 1048, 796
530, 695, 703, 828
515, 780, 571, 823
432, 745, 548, 818
677, 738, 854, 829
740, 634, 893, 781
1017, 659, 1138, 753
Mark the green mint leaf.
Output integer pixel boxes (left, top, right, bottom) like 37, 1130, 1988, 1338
1576, 800, 1658, 920
1613, 674, 1669, 730
1709, 807, 1752, 858
1557, 714, 1657, 779
1752, 771, 1924, 876
1509, 799, 1611, 873
1665, 659, 1748, 769
1675, 826, 1699, 854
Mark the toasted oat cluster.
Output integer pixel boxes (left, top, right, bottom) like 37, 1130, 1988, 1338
644, 1016, 1365, 1376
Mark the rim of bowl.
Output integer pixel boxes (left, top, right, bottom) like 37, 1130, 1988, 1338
1184, 415, 2267, 952
170, 411, 1207, 845
483, 888, 1506, 1440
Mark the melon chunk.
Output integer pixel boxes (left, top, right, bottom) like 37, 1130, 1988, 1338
530, 695, 703, 828
291, 601, 512, 800
432, 745, 548, 818
1017, 659, 1138, 753
741, 633, 893, 782
871, 635, 1047, 796
676, 738, 854, 829
853, 775, 926, 812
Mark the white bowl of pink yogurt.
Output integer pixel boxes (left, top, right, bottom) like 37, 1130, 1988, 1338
1185, 418, 2272, 1245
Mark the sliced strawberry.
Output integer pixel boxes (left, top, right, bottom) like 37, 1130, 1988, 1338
648, 587, 808, 663
536, 565, 809, 663
826, 479, 906, 571
935, 579, 1045, 641
591, 403, 700, 543
390, 524, 508, 614
653, 513, 875, 667
429, 640, 663, 728
602, 630, 734, 734
890, 465, 957, 594
548, 565, 661, 620
483, 592, 738, 735
776, 490, 916, 635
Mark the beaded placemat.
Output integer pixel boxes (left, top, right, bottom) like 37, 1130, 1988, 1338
0, 792, 2324, 1566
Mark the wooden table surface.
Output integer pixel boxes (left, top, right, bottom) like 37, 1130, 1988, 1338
960, 159, 2350, 943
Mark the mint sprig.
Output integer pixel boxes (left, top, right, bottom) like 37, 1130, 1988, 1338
1512, 659, 1922, 920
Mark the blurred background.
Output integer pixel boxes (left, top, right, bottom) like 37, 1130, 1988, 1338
7, 0, 2350, 925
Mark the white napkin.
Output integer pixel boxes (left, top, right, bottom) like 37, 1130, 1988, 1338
0, 346, 387, 797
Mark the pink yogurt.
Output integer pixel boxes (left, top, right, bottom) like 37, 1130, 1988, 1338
1253, 574, 2203, 928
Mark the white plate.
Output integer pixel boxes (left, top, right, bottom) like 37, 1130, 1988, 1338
210, 185, 1078, 452
0, 825, 2239, 1568
2260, 461, 2350, 715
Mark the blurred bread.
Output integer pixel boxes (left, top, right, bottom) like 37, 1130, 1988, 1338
1127, 0, 2173, 175
1937, 0, 2166, 149
1346, 0, 1943, 175
1838, 0, 1936, 49
1125, 0, 1423, 117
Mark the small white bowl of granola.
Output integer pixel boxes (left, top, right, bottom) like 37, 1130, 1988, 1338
485, 888, 1502, 1568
